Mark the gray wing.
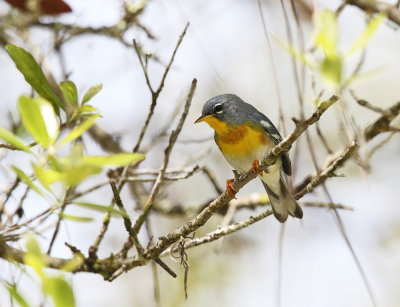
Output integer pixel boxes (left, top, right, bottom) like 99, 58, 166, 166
254, 113, 292, 176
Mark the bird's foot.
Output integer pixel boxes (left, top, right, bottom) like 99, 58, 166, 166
252, 160, 263, 175
226, 179, 237, 198
252, 160, 269, 175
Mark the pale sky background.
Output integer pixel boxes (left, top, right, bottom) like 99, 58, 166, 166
0, 1, 400, 307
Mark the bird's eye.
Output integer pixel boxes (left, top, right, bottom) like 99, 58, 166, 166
214, 104, 223, 113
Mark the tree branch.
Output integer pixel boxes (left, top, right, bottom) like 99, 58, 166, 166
143, 95, 339, 260
346, 0, 400, 26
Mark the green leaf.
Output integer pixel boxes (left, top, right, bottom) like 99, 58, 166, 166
59, 213, 94, 223
73, 201, 128, 217
77, 105, 97, 113
0, 127, 32, 153
347, 13, 385, 55
12, 166, 49, 200
320, 56, 342, 85
45, 146, 102, 187
82, 84, 102, 104
25, 236, 43, 258
59, 115, 99, 146
18, 96, 59, 147
33, 163, 64, 190
5, 283, 31, 307
342, 66, 383, 87
81, 153, 145, 167
69, 105, 98, 123
315, 9, 338, 58
44, 277, 75, 307
64, 164, 102, 186
60, 81, 78, 106
5, 44, 64, 114
24, 237, 44, 277
273, 35, 316, 68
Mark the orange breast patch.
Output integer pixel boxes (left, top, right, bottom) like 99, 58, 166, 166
215, 123, 271, 158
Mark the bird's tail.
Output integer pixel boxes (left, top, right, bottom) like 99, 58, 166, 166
261, 177, 303, 223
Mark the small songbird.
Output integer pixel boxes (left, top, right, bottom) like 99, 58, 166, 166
195, 94, 302, 222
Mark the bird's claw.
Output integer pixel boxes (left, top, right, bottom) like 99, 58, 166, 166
226, 179, 237, 198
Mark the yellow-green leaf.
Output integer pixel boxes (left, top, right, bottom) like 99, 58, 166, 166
0, 127, 32, 153
18, 96, 59, 147
59, 213, 94, 223
33, 163, 64, 190
69, 105, 98, 123
60, 81, 78, 106
5, 283, 31, 307
273, 35, 316, 68
78, 105, 97, 113
320, 56, 342, 85
82, 84, 102, 105
315, 9, 338, 58
81, 153, 145, 167
59, 115, 99, 146
64, 164, 102, 186
44, 277, 75, 307
25, 236, 42, 258
6, 44, 64, 114
24, 237, 44, 277
342, 66, 383, 87
73, 201, 128, 217
347, 13, 385, 56
12, 166, 49, 200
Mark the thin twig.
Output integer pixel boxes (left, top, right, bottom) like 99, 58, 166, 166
145, 221, 161, 307
133, 23, 189, 152
295, 140, 359, 199
145, 95, 339, 261
366, 132, 396, 162
160, 201, 351, 257
88, 25, 191, 260
350, 90, 384, 113
315, 121, 334, 154
256, 0, 287, 135
321, 184, 377, 307
6, 186, 30, 225
346, 0, 400, 26
201, 166, 224, 195
132, 79, 197, 236
0, 178, 20, 220
109, 179, 143, 255
47, 189, 72, 255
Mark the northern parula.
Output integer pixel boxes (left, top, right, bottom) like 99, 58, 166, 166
195, 94, 303, 223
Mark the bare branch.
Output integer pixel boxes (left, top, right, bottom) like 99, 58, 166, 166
161, 201, 351, 254
350, 90, 384, 113
364, 101, 400, 141
144, 95, 339, 260
0, 178, 20, 220
132, 79, 197, 236
133, 23, 189, 152
295, 140, 360, 199
346, 0, 400, 26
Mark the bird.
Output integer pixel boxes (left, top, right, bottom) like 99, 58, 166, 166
195, 94, 303, 223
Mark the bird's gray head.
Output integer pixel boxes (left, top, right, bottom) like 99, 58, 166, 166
195, 94, 251, 126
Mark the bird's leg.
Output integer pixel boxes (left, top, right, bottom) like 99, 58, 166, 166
226, 179, 237, 198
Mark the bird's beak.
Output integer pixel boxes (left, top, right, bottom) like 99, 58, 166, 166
194, 114, 211, 124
